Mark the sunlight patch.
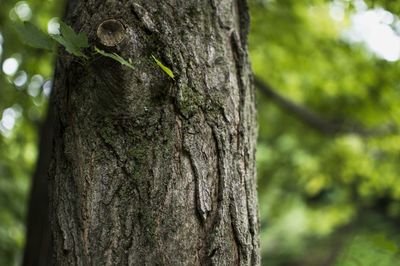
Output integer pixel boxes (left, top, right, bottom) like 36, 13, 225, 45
343, 8, 400, 62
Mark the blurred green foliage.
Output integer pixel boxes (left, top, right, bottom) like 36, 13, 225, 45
1, 0, 400, 265
0, 0, 63, 265
336, 233, 400, 265
250, 0, 400, 264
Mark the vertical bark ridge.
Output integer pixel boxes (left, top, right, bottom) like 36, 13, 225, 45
49, 1, 259, 265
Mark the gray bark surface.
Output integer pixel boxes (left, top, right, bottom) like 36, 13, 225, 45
49, 0, 259, 265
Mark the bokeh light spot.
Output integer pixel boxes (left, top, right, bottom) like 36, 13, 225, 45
15, 2, 32, 21
2, 58, 19, 76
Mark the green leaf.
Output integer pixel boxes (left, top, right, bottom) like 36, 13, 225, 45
51, 35, 87, 58
50, 21, 89, 58
59, 21, 89, 49
151, 55, 175, 79
14, 22, 54, 50
94, 47, 134, 70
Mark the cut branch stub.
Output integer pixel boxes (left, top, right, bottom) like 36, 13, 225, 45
97, 19, 126, 47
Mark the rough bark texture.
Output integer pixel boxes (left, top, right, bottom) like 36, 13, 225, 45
49, 0, 259, 265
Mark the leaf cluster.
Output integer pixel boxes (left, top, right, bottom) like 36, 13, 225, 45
14, 21, 134, 69
14, 21, 177, 79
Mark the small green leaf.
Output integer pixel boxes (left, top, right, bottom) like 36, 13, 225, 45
51, 35, 87, 58
50, 21, 89, 58
59, 21, 89, 49
151, 55, 175, 79
94, 47, 134, 70
14, 22, 54, 50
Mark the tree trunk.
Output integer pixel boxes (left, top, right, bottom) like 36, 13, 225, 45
49, 0, 259, 265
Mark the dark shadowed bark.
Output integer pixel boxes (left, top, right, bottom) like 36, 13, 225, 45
49, 0, 259, 265
22, 100, 54, 266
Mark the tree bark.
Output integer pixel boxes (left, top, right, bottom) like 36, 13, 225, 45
49, 0, 259, 265
22, 100, 54, 266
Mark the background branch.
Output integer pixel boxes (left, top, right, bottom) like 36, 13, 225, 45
254, 76, 397, 137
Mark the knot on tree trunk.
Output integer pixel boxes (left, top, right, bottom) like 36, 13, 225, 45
97, 19, 126, 47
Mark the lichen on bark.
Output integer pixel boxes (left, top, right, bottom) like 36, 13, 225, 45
49, 0, 259, 265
